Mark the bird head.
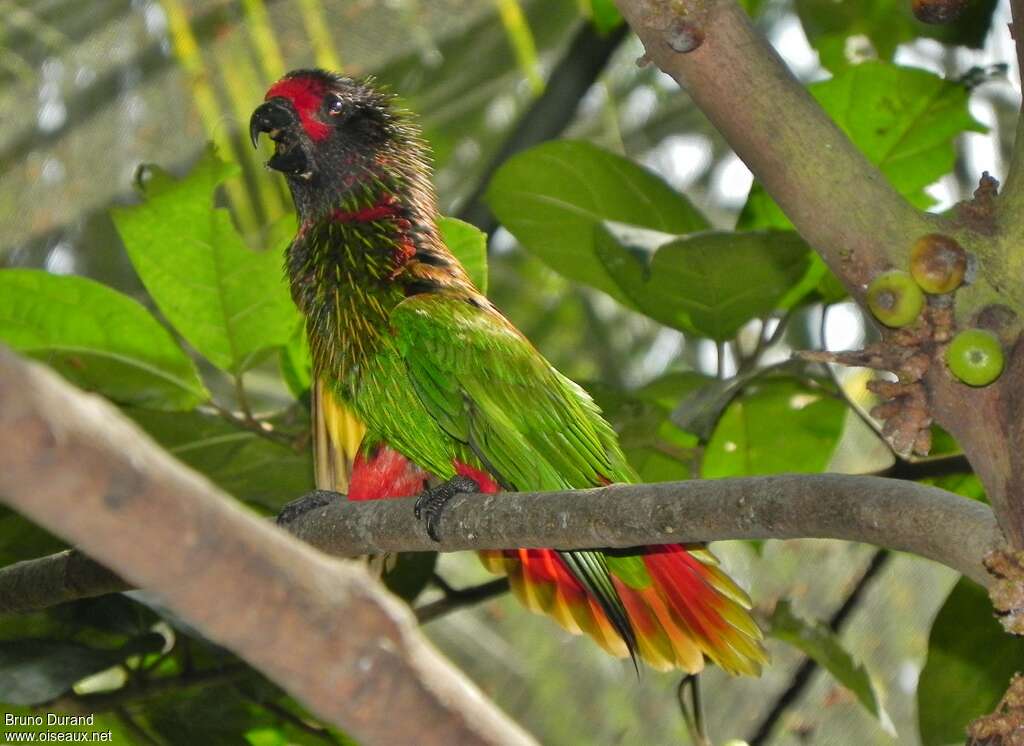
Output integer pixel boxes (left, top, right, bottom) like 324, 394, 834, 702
250, 70, 417, 214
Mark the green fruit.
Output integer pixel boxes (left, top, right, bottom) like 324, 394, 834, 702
910, 234, 967, 294
946, 329, 1004, 387
866, 270, 924, 327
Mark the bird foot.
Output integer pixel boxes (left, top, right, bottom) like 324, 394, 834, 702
414, 476, 479, 541
276, 490, 340, 526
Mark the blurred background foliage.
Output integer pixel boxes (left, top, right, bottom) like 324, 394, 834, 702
0, 0, 1022, 744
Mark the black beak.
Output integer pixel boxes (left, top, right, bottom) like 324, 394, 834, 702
249, 98, 295, 148
249, 98, 309, 175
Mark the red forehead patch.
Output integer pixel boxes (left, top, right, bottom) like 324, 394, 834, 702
265, 76, 331, 141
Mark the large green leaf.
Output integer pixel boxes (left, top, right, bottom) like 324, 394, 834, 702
486, 140, 709, 303
126, 408, 313, 511
769, 601, 893, 732
740, 61, 986, 229
918, 577, 1024, 745
0, 269, 206, 410
438, 216, 489, 294
796, 0, 1000, 72
111, 147, 298, 374
0, 634, 163, 706
594, 224, 812, 340
702, 378, 846, 477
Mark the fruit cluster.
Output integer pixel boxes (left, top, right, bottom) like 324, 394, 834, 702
865, 234, 1003, 387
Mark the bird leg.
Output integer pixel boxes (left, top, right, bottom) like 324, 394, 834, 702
414, 476, 480, 541
276, 489, 341, 526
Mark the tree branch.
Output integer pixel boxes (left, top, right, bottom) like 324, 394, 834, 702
1, 467, 997, 614
280, 473, 997, 585
611, 0, 935, 293
0, 347, 536, 746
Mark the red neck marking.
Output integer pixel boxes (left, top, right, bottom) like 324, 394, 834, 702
330, 194, 400, 224
265, 77, 331, 141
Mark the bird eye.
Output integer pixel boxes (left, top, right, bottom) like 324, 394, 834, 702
325, 94, 345, 116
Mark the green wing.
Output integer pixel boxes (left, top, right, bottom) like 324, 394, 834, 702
390, 293, 637, 492
391, 293, 640, 659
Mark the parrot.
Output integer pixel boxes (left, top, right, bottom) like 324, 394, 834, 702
250, 69, 767, 675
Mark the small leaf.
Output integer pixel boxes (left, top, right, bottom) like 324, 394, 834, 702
0, 634, 164, 706
769, 601, 894, 732
595, 224, 812, 341
112, 147, 298, 374
740, 62, 986, 229
438, 216, 489, 294
702, 378, 846, 477
0, 269, 207, 410
918, 577, 1024, 745
487, 140, 709, 303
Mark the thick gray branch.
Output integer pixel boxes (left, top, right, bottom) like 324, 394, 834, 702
284, 474, 998, 586
0, 471, 998, 615
0, 347, 536, 746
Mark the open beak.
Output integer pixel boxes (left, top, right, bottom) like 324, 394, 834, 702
249, 98, 309, 175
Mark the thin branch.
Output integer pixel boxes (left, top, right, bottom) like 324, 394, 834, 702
0, 548, 127, 615
747, 549, 892, 745
0, 465, 1001, 618
612, 0, 934, 293
0, 347, 537, 746
279, 474, 997, 586
207, 400, 299, 448
416, 578, 512, 624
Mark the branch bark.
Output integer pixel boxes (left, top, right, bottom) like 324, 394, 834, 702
0, 463, 1000, 618
0, 347, 536, 746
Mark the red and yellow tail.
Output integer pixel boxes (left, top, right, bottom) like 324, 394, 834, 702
480, 545, 766, 675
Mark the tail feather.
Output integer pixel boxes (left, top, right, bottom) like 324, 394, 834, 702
479, 544, 766, 675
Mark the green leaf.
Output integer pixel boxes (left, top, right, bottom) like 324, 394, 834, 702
702, 378, 846, 477
383, 552, 438, 603
280, 321, 312, 402
589, 373, 707, 483
125, 408, 313, 511
438, 216, 489, 294
918, 577, 1024, 745
0, 269, 207, 410
595, 224, 812, 341
796, 0, 1000, 73
587, 0, 623, 33
0, 634, 164, 706
769, 601, 893, 732
111, 147, 298, 374
486, 140, 709, 303
740, 62, 986, 229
